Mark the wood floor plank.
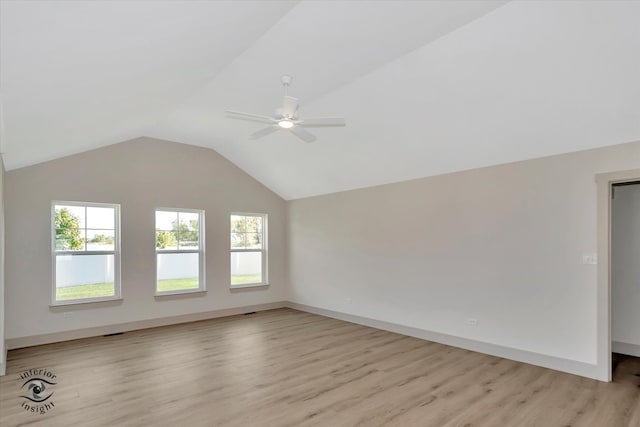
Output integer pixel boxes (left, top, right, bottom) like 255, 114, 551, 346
1, 308, 639, 427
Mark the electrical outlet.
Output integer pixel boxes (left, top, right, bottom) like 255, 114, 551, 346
63, 312, 73, 318
466, 318, 478, 326
582, 254, 598, 265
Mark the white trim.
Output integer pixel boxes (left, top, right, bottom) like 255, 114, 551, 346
154, 289, 207, 297
286, 302, 602, 381
596, 168, 640, 382
51, 201, 121, 305
4, 302, 607, 380
612, 341, 640, 357
50, 296, 123, 307
230, 283, 269, 290
6, 302, 286, 350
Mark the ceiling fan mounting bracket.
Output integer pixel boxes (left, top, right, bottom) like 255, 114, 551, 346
281, 74, 293, 87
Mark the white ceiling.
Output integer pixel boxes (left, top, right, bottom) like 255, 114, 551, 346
1, 1, 639, 200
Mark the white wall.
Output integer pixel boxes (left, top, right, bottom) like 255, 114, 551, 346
611, 183, 640, 356
287, 140, 640, 370
4, 137, 287, 342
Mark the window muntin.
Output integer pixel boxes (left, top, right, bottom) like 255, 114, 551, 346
230, 213, 267, 287
52, 202, 120, 304
155, 208, 205, 295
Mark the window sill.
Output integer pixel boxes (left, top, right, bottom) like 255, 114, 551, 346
50, 296, 123, 307
230, 283, 269, 290
154, 289, 207, 298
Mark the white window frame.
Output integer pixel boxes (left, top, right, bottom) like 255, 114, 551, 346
51, 201, 121, 306
155, 207, 206, 296
230, 212, 268, 288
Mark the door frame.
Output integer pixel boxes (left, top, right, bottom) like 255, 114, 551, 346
596, 168, 640, 381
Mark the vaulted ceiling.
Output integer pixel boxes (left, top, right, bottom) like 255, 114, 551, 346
2, 1, 639, 199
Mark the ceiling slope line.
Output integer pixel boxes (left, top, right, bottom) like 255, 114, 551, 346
146, 1, 301, 134
295, 0, 511, 110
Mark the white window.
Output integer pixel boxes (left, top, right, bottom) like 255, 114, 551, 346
155, 208, 205, 295
52, 201, 121, 305
230, 213, 267, 287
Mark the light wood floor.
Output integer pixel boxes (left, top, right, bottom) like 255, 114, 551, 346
1, 308, 639, 427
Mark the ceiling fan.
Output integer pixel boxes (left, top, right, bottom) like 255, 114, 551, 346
225, 75, 346, 143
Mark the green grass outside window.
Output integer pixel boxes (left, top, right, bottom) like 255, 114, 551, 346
56, 275, 264, 301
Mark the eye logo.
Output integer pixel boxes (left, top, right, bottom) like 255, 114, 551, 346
18, 368, 57, 414
21, 378, 56, 403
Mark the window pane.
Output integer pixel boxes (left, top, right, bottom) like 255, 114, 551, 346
231, 251, 262, 285
177, 212, 199, 249
179, 212, 199, 230
55, 205, 85, 228
86, 206, 115, 229
86, 229, 115, 251
157, 253, 199, 292
156, 230, 178, 250
55, 254, 115, 301
245, 232, 262, 249
230, 215, 245, 233
231, 232, 245, 249
178, 234, 199, 250
55, 228, 86, 251
156, 210, 177, 231
245, 216, 262, 233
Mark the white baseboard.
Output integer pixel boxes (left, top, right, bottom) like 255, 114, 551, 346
286, 302, 602, 381
6, 301, 286, 350
4, 301, 606, 381
612, 341, 640, 357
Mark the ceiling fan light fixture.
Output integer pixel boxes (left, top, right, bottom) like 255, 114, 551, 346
278, 119, 294, 129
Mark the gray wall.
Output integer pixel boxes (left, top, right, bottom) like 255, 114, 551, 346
287, 140, 640, 365
612, 183, 640, 356
5, 137, 287, 340
4, 134, 640, 376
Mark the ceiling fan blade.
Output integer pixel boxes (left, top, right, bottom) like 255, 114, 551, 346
290, 125, 316, 143
282, 96, 298, 118
249, 126, 278, 140
226, 110, 275, 125
299, 117, 346, 127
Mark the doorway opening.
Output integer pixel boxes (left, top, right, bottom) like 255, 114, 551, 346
596, 169, 640, 382
610, 180, 640, 382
